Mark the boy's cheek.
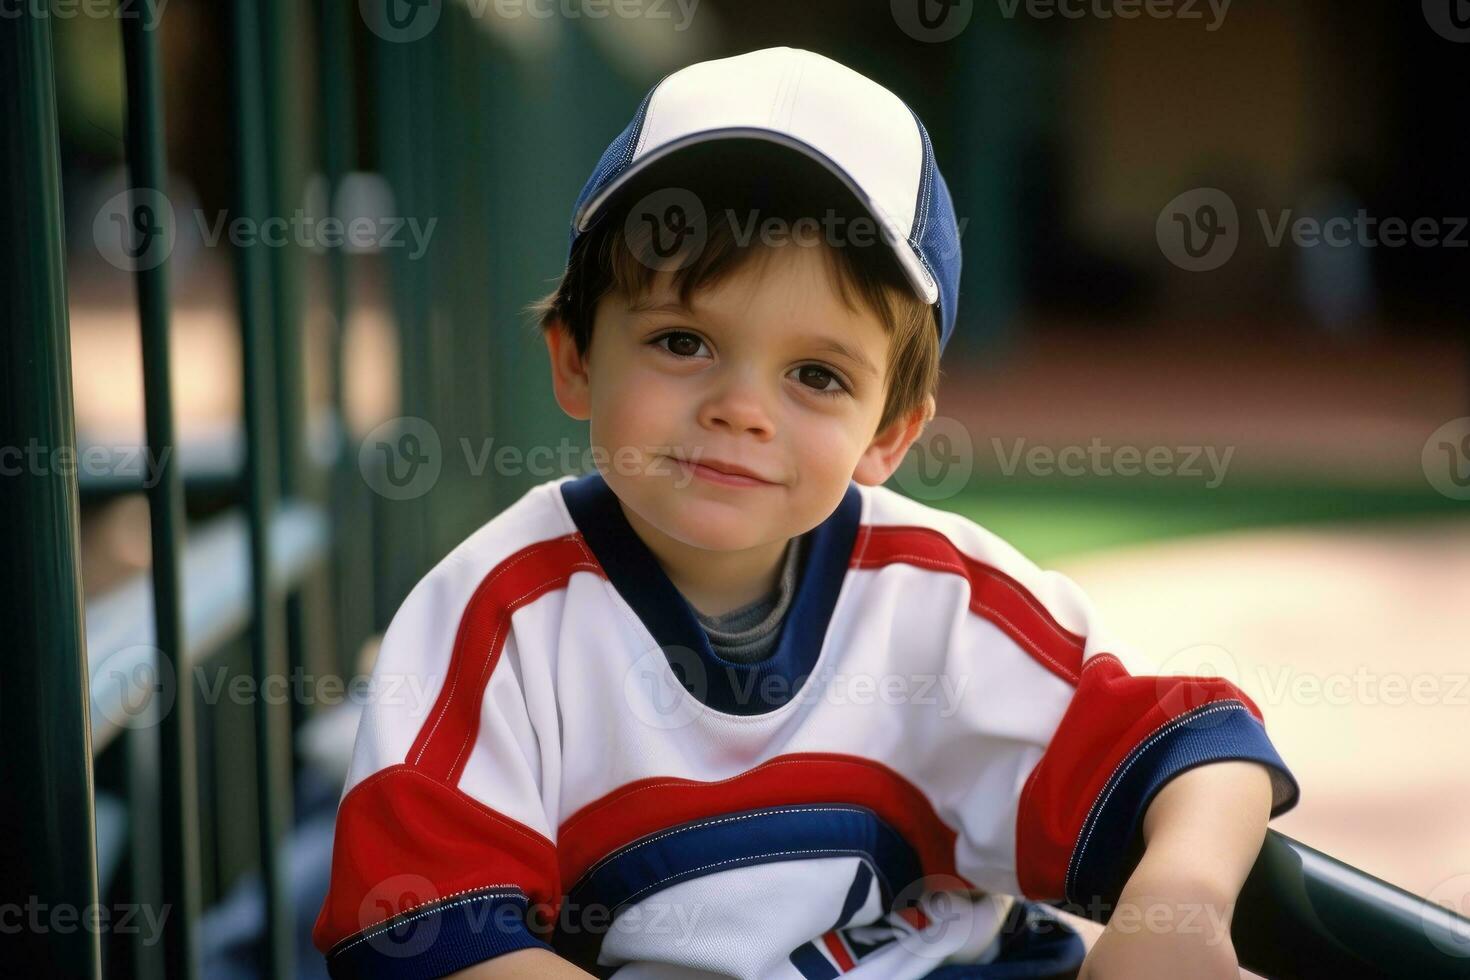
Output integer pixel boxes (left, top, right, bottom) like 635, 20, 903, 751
591, 375, 673, 442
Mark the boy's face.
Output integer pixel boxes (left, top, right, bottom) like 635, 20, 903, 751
547, 241, 931, 554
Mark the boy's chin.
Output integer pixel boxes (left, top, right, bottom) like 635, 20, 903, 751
610, 479, 778, 553
655, 507, 778, 553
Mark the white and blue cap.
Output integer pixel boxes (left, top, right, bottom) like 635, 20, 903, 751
568, 46, 963, 353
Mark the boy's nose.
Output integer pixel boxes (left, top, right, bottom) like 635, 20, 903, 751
697, 380, 775, 439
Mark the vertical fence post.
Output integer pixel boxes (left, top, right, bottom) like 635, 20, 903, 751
119, 4, 204, 978
315, 0, 370, 680
258, 0, 305, 498
258, 0, 316, 767
228, 0, 295, 975
0, 10, 102, 979
372, 23, 434, 614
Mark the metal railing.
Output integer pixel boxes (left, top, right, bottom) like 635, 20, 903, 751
1, 8, 100, 978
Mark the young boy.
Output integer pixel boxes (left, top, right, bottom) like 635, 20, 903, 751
313, 47, 1298, 979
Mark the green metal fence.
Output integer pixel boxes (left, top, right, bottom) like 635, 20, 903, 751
1, 7, 100, 977
3, 2, 1469, 978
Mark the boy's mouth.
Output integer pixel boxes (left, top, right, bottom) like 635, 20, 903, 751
665, 454, 780, 488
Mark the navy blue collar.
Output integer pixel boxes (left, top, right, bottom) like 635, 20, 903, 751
560, 470, 863, 715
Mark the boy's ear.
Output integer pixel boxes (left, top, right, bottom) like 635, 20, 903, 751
852, 394, 936, 487
544, 318, 592, 421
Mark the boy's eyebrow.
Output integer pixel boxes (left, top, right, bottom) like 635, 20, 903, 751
629, 298, 880, 378
628, 298, 693, 315
809, 337, 880, 378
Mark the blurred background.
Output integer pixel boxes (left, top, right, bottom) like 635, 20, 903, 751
17, 0, 1470, 976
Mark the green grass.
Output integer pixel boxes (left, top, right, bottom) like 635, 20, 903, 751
936, 478, 1470, 563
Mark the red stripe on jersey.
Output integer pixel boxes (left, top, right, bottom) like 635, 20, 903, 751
823, 931, 856, 971
317, 533, 599, 955
848, 524, 1268, 902
407, 532, 602, 784
558, 753, 971, 894
896, 904, 929, 931
850, 525, 1085, 685
311, 764, 559, 953
1015, 654, 1266, 900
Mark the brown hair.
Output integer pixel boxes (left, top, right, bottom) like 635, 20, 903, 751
529, 142, 941, 437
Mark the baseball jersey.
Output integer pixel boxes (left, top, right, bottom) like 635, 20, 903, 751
313, 470, 1299, 978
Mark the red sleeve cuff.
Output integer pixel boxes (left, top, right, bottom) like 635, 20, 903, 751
1017, 655, 1299, 908
313, 765, 560, 969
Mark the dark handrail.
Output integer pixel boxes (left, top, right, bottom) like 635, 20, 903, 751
1234, 830, 1470, 979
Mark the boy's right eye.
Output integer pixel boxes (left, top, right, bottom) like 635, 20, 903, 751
651, 331, 709, 359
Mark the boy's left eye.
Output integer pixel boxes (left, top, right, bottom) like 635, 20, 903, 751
790, 364, 848, 396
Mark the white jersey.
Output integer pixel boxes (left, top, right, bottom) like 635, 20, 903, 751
313, 471, 1298, 978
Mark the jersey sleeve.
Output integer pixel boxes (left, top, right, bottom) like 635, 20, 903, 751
1008, 568, 1300, 912
311, 553, 564, 978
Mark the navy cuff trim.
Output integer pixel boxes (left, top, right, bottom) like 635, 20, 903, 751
1065, 700, 1300, 913
326, 888, 551, 980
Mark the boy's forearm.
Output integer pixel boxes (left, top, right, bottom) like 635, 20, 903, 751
1126, 759, 1274, 907
1078, 762, 1275, 978
450, 946, 597, 978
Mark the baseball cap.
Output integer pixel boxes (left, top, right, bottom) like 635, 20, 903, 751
567, 46, 963, 353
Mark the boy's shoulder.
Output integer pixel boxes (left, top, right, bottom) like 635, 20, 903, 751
854, 482, 1108, 656
854, 481, 1050, 584
419, 476, 579, 586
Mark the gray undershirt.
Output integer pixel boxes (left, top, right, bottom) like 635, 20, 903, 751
692, 533, 808, 664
